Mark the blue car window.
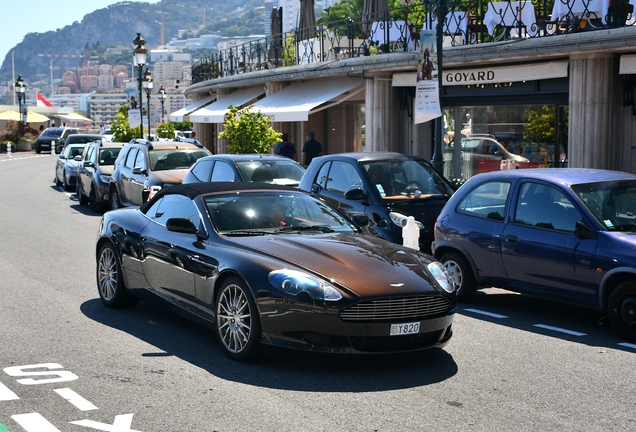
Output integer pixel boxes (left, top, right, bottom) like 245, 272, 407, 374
515, 183, 582, 232
211, 161, 236, 181
457, 181, 510, 221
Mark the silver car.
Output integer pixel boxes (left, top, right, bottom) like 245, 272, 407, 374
55, 143, 86, 191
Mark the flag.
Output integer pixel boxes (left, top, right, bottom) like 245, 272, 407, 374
36, 93, 53, 107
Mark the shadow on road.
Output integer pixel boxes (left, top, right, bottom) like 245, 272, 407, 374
80, 298, 458, 391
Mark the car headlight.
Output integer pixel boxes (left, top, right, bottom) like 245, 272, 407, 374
389, 212, 425, 229
268, 269, 342, 301
427, 262, 455, 293
99, 175, 110, 184
66, 165, 78, 173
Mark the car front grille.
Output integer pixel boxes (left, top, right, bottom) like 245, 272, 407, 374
340, 295, 452, 322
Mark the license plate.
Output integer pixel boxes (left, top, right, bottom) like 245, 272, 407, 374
390, 322, 420, 336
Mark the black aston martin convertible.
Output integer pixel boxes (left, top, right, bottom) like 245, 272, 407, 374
95, 182, 456, 361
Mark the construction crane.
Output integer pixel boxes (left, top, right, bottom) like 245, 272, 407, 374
126, 7, 171, 45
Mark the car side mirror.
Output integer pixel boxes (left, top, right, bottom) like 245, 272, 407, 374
83, 161, 94, 168
575, 221, 598, 239
345, 188, 365, 201
58, 155, 66, 160
166, 218, 198, 234
310, 183, 322, 194
74, 155, 82, 161
132, 167, 146, 175
351, 213, 369, 227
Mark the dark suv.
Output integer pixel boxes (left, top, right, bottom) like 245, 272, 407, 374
109, 138, 211, 209
77, 141, 125, 212
56, 133, 104, 154
35, 127, 79, 153
297, 152, 455, 253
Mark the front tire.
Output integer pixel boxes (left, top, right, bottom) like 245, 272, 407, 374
440, 252, 478, 301
89, 188, 102, 212
215, 277, 261, 361
77, 182, 89, 205
97, 242, 138, 308
110, 186, 120, 210
608, 281, 636, 342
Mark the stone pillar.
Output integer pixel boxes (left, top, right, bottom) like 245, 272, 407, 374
365, 74, 397, 152
214, 89, 231, 154
568, 53, 620, 169
267, 81, 290, 151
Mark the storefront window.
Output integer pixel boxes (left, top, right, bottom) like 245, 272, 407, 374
442, 104, 568, 181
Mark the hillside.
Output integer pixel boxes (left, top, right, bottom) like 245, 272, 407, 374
0, 0, 266, 83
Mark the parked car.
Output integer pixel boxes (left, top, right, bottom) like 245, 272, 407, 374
35, 127, 78, 153
109, 138, 211, 209
55, 143, 86, 191
433, 168, 636, 341
460, 134, 535, 174
101, 128, 114, 141
76, 141, 125, 212
56, 133, 104, 154
297, 152, 455, 253
183, 154, 305, 186
95, 182, 456, 360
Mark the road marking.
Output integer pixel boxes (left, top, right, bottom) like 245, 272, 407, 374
54, 388, 98, 411
533, 324, 587, 336
12, 413, 61, 432
71, 413, 142, 431
0, 381, 19, 401
0, 421, 9, 431
618, 342, 636, 350
464, 308, 508, 319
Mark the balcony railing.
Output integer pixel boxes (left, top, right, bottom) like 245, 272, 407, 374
192, 0, 635, 84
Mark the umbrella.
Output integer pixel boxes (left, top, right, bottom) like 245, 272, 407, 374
362, 0, 390, 38
268, 7, 282, 64
59, 112, 92, 122
297, 0, 317, 40
0, 110, 49, 123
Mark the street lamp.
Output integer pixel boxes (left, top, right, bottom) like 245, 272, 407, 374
14, 75, 26, 137
431, 0, 448, 174
132, 33, 147, 139
142, 69, 153, 140
158, 86, 167, 123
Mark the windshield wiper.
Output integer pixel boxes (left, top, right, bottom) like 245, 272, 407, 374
610, 223, 636, 232
223, 230, 268, 236
275, 225, 335, 233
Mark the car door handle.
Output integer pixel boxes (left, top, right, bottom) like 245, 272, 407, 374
188, 255, 206, 264
505, 234, 518, 243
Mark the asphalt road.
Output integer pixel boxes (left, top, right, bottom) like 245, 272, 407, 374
0, 152, 635, 432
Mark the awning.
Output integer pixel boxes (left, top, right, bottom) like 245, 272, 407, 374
392, 61, 569, 87
252, 79, 365, 122
169, 95, 216, 122
0, 110, 50, 123
189, 87, 265, 123
58, 112, 91, 122
620, 55, 636, 74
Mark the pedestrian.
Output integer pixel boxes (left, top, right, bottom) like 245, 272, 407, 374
99, 123, 105, 133
190, 131, 196, 139
274, 133, 297, 160
301, 131, 322, 168
38, 125, 44, 135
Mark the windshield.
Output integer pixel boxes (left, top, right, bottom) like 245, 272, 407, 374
42, 129, 62, 138
362, 159, 454, 199
99, 148, 121, 166
237, 160, 305, 185
572, 180, 636, 232
205, 191, 358, 235
149, 149, 210, 171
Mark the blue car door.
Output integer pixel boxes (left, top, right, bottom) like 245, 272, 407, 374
501, 181, 598, 302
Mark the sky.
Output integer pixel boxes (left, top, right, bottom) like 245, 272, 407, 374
1, 0, 158, 64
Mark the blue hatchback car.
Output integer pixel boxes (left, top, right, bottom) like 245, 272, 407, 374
433, 168, 636, 342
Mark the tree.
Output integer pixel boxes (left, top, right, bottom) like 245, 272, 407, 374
156, 121, 176, 139
219, 105, 281, 154
111, 105, 138, 142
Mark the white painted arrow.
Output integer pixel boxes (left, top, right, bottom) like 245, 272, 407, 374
70, 413, 142, 432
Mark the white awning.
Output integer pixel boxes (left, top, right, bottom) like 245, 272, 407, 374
169, 95, 216, 122
392, 61, 569, 87
252, 78, 366, 122
189, 87, 265, 123
620, 55, 636, 74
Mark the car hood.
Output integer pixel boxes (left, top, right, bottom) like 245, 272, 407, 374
152, 170, 188, 184
100, 166, 114, 176
228, 233, 441, 297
